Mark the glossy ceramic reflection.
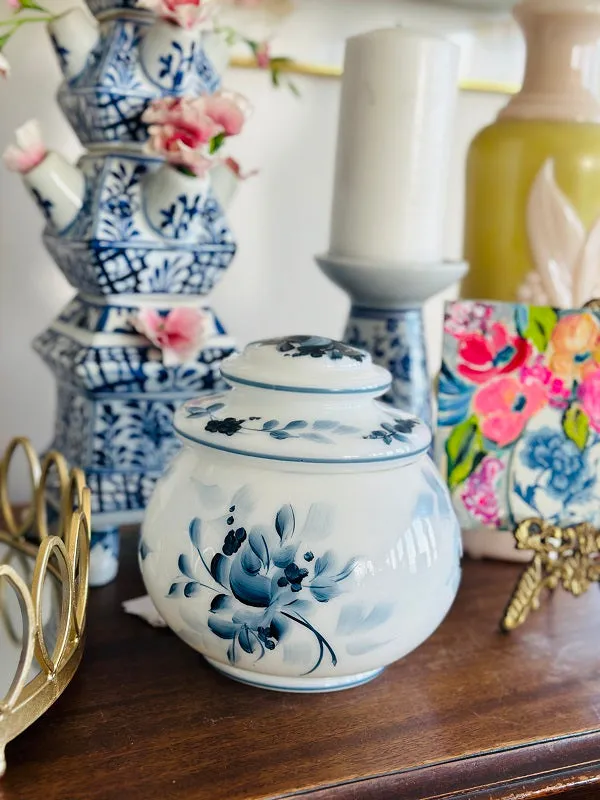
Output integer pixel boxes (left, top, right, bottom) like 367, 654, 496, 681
140, 337, 462, 692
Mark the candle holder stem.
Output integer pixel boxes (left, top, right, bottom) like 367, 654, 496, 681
316, 255, 468, 425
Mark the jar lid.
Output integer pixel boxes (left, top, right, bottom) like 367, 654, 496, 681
174, 336, 431, 465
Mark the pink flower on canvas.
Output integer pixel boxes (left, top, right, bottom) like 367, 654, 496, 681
460, 456, 504, 527
137, 0, 217, 30
473, 376, 547, 448
519, 356, 571, 409
143, 94, 248, 176
578, 368, 600, 432
134, 308, 210, 366
444, 302, 493, 339
457, 322, 531, 385
3, 119, 46, 173
0, 53, 10, 78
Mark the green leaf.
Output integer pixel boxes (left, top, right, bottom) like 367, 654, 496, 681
271, 67, 280, 87
521, 307, 558, 353
445, 415, 487, 490
19, 0, 50, 10
563, 404, 589, 450
0, 32, 12, 48
209, 132, 226, 155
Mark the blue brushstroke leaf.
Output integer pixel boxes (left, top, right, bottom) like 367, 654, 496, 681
272, 544, 296, 568
313, 420, 337, 430
313, 550, 333, 578
189, 518, 202, 552
241, 548, 262, 576
184, 582, 201, 598
210, 594, 232, 612
249, 528, 269, 568
208, 616, 238, 639
238, 627, 256, 654
284, 420, 308, 430
310, 581, 342, 603
206, 402, 225, 413
335, 425, 360, 435
229, 558, 272, 607
211, 553, 230, 585
262, 419, 279, 431
275, 504, 295, 542
167, 583, 183, 598
270, 430, 291, 440
178, 553, 195, 579
301, 433, 331, 443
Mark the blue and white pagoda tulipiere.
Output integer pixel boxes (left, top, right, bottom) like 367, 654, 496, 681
4, 0, 267, 585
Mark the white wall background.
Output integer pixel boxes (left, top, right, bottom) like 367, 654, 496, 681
0, 0, 518, 497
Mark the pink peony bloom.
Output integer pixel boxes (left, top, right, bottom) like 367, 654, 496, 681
143, 94, 248, 176
137, 0, 217, 30
473, 375, 547, 448
3, 119, 47, 173
134, 307, 210, 366
457, 322, 531, 385
460, 456, 504, 527
578, 368, 600, 432
202, 93, 246, 136
444, 302, 493, 339
0, 53, 9, 78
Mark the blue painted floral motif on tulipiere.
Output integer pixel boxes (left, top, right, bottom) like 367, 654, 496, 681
169, 498, 359, 673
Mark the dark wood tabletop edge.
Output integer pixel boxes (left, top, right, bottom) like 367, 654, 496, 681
275, 729, 600, 800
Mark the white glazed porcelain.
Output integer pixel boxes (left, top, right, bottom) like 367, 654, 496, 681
47, 8, 99, 81
140, 336, 462, 693
23, 152, 85, 233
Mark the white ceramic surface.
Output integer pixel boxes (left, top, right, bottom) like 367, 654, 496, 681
23, 151, 85, 233
140, 336, 462, 692
328, 26, 460, 265
143, 164, 212, 241
47, 8, 99, 81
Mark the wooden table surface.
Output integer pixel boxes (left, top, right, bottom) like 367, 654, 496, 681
2, 530, 600, 800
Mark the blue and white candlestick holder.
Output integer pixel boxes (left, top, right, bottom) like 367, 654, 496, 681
316, 255, 468, 426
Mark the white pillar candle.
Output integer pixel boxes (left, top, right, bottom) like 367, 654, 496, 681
328, 27, 460, 266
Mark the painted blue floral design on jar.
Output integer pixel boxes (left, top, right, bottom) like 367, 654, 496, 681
169, 499, 359, 673
262, 335, 365, 362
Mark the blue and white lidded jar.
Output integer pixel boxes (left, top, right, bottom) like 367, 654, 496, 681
140, 336, 462, 693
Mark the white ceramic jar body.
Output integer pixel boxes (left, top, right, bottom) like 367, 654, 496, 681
140, 445, 461, 692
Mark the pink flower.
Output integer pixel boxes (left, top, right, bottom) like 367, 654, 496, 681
255, 41, 270, 68
444, 302, 493, 339
578, 368, 600, 432
143, 94, 248, 176
7, 0, 20, 9
3, 119, 47, 173
457, 322, 531, 385
519, 356, 571, 409
460, 456, 504, 527
0, 53, 9, 78
473, 376, 548, 448
134, 308, 210, 366
202, 93, 246, 135
137, 0, 217, 30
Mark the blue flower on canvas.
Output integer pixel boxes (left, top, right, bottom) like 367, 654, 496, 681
521, 428, 587, 498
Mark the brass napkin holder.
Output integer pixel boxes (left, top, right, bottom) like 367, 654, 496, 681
0, 437, 90, 776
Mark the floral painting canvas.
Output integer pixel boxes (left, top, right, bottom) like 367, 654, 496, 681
435, 300, 600, 531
